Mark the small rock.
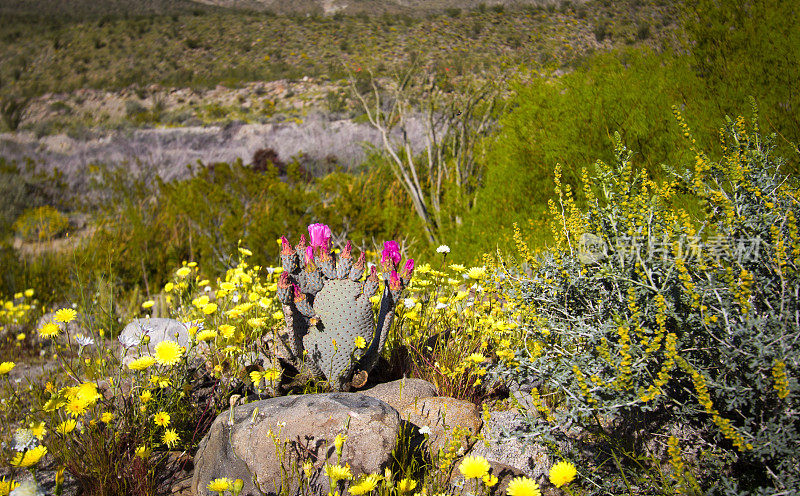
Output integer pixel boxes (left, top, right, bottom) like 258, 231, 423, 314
118, 318, 191, 365
192, 393, 401, 496
469, 409, 551, 479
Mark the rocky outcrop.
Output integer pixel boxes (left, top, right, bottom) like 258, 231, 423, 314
192, 393, 402, 496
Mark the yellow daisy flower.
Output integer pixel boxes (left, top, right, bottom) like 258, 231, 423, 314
0, 362, 15, 375
162, 428, 179, 448
324, 463, 353, 482
154, 340, 183, 366
39, 322, 60, 338
397, 478, 417, 493
65, 397, 89, 417
196, 330, 218, 342
548, 461, 577, 488
458, 455, 490, 479
506, 476, 540, 496
154, 411, 171, 427
0, 476, 20, 495
10, 445, 47, 467
207, 478, 232, 493
128, 355, 156, 371
54, 308, 77, 323
56, 419, 77, 435
348, 474, 382, 495
218, 324, 235, 338
466, 267, 486, 280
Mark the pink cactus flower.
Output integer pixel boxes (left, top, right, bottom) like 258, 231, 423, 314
389, 270, 402, 290
402, 258, 414, 277
305, 245, 315, 264
308, 223, 332, 248
278, 272, 291, 288
292, 283, 302, 298
281, 236, 293, 254
381, 240, 401, 266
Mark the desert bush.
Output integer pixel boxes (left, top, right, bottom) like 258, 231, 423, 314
12, 206, 69, 242
490, 112, 800, 494
465, 49, 707, 259
681, 0, 800, 148
0, 94, 29, 131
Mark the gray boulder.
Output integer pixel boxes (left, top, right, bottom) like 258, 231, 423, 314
361, 378, 438, 411
192, 393, 402, 496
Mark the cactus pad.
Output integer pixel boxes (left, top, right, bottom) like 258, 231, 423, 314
276, 226, 413, 390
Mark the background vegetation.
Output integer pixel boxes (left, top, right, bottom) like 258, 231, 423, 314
1, 0, 799, 493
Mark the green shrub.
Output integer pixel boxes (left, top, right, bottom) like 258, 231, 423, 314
492, 112, 800, 494
465, 48, 706, 260
12, 206, 69, 242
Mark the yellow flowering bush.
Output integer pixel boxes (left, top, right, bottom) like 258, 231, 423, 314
492, 114, 800, 494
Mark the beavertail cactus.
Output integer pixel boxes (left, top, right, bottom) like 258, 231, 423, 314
277, 225, 413, 390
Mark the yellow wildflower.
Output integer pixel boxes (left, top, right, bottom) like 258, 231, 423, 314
506, 476, 540, 496
0, 476, 19, 496
154, 411, 171, 427
207, 478, 232, 493
10, 445, 47, 467
162, 428, 179, 448
397, 478, 417, 493
548, 460, 577, 488
54, 308, 77, 323
0, 361, 15, 375
349, 474, 382, 495
458, 455, 490, 479
129, 356, 156, 371
39, 322, 60, 338
154, 340, 183, 366
56, 419, 77, 435
324, 463, 353, 482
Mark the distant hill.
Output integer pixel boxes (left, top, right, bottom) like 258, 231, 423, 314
0, 0, 584, 22
192, 0, 585, 16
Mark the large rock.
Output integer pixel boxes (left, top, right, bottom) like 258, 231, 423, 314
400, 396, 482, 456
192, 393, 402, 496
361, 378, 438, 411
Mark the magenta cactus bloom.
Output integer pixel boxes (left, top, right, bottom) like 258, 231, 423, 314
403, 258, 414, 274
389, 270, 402, 290
308, 223, 332, 248
305, 245, 315, 264
281, 236, 293, 254
381, 240, 401, 266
